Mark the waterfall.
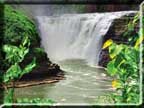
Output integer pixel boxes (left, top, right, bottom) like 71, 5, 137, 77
37, 11, 135, 65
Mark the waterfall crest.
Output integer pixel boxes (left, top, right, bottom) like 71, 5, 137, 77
37, 11, 135, 65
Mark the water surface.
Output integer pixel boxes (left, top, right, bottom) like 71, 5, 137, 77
15, 59, 113, 105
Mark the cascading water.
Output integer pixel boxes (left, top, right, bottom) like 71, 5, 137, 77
15, 11, 137, 104
37, 11, 135, 66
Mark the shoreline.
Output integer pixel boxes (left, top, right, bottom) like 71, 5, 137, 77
7, 72, 64, 88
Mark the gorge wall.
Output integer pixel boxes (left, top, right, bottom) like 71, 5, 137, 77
98, 13, 139, 67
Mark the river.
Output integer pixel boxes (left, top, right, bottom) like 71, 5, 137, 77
15, 59, 113, 104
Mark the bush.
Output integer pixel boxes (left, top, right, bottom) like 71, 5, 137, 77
3, 5, 40, 47
103, 39, 140, 103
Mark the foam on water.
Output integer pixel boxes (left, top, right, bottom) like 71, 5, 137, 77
37, 11, 136, 65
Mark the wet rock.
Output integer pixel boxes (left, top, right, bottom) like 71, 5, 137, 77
99, 49, 111, 67
99, 13, 138, 67
20, 61, 62, 81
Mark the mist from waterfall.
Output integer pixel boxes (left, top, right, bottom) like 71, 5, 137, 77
37, 11, 135, 65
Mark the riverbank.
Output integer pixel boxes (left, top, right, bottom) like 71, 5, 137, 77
6, 73, 64, 88
1, 62, 64, 88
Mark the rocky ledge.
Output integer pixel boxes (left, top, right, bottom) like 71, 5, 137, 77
2, 62, 64, 88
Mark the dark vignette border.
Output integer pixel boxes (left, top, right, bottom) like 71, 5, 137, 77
1, 0, 143, 4
0, 0, 143, 108
2, 0, 144, 5
0, 4, 4, 106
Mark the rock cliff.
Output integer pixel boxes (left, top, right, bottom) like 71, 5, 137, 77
99, 13, 139, 67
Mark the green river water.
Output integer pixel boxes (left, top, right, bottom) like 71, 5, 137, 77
15, 59, 113, 105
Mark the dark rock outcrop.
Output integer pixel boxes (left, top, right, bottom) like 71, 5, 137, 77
99, 13, 139, 67
86, 5, 139, 13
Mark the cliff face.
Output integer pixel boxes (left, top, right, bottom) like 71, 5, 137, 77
86, 5, 138, 13
98, 13, 139, 67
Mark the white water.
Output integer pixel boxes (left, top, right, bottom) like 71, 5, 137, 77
15, 11, 136, 104
37, 11, 135, 65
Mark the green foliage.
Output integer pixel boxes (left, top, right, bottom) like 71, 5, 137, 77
4, 88, 14, 104
103, 11, 143, 104
121, 14, 139, 45
4, 88, 55, 105
1, 5, 46, 83
33, 48, 45, 54
3, 32, 36, 83
33, 47, 46, 58
104, 34, 140, 103
1, 5, 54, 105
4, 5, 40, 47
16, 98, 56, 104
22, 58, 36, 76
3, 36, 30, 66
32, 47, 48, 63
0, 5, 42, 70
3, 45, 28, 64
3, 58, 36, 83
2, 5, 48, 66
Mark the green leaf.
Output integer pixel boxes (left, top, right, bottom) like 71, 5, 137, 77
107, 60, 117, 76
3, 63, 22, 83
114, 53, 124, 67
109, 44, 123, 59
4, 88, 14, 104
22, 36, 30, 47
16, 98, 56, 104
21, 58, 36, 77
3, 44, 29, 64
134, 36, 144, 48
